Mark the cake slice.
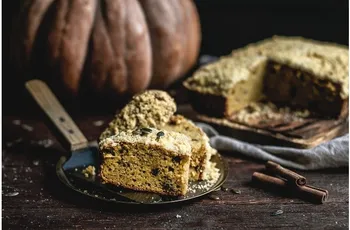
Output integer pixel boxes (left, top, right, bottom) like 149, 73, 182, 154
161, 115, 213, 181
99, 128, 192, 196
184, 36, 348, 118
100, 90, 220, 182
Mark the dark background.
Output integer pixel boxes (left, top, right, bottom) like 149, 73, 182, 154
2, 0, 349, 114
193, 0, 348, 56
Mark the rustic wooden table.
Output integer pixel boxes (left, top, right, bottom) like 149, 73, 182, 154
2, 103, 349, 229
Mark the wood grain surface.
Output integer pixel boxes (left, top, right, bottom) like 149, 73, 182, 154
2, 112, 348, 230
197, 114, 348, 149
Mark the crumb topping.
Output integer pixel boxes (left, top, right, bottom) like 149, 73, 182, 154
99, 128, 192, 156
100, 90, 176, 140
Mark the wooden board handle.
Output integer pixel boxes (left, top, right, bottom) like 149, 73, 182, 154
25, 79, 89, 151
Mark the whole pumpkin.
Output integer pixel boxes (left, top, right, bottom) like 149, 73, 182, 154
11, 0, 201, 97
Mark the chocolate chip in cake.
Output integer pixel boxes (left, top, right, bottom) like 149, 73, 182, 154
162, 183, 174, 192
119, 148, 125, 154
194, 166, 201, 172
172, 156, 181, 163
105, 148, 116, 156
151, 168, 160, 176
168, 167, 174, 172
121, 162, 131, 167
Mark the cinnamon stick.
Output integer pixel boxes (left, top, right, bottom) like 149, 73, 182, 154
266, 161, 307, 186
252, 172, 328, 204
252, 172, 287, 187
297, 185, 329, 204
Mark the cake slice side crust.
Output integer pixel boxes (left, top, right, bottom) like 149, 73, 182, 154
161, 115, 212, 180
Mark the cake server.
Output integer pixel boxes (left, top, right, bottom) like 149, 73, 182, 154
25, 79, 228, 205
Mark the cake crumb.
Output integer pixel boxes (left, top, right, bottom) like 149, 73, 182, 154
93, 120, 104, 127
4, 192, 19, 197
38, 139, 53, 148
82, 165, 96, 178
12, 120, 21, 125
232, 101, 310, 126
188, 160, 221, 194
21, 124, 34, 132
176, 214, 181, 218
6, 138, 23, 148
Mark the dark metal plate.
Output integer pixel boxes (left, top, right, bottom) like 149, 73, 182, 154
56, 152, 228, 205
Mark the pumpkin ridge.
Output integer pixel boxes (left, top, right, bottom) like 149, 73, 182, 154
58, 0, 97, 94
15, 0, 55, 72
179, 0, 201, 77
139, 0, 185, 88
88, 0, 110, 92
167, 0, 186, 85
10, 1, 37, 75
123, 0, 152, 94
78, 0, 101, 94
55, 0, 70, 64
104, 0, 128, 94
25, 0, 56, 59
43, 0, 69, 92
55, 0, 76, 93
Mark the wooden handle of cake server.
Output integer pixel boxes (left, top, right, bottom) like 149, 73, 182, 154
25, 79, 89, 152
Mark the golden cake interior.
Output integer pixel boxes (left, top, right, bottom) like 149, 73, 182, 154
99, 128, 192, 196
225, 60, 266, 116
101, 144, 190, 196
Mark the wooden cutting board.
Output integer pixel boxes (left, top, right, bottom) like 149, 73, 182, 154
196, 110, 348, 149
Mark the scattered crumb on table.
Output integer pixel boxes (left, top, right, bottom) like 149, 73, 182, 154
93, 120, 104, 127
4, 192, 19, 197
21, 124, 34, 132
12, 120, 21, 125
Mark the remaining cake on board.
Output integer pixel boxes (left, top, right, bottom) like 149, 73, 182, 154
99, 128, 192, 196
183, 36, 348, 119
